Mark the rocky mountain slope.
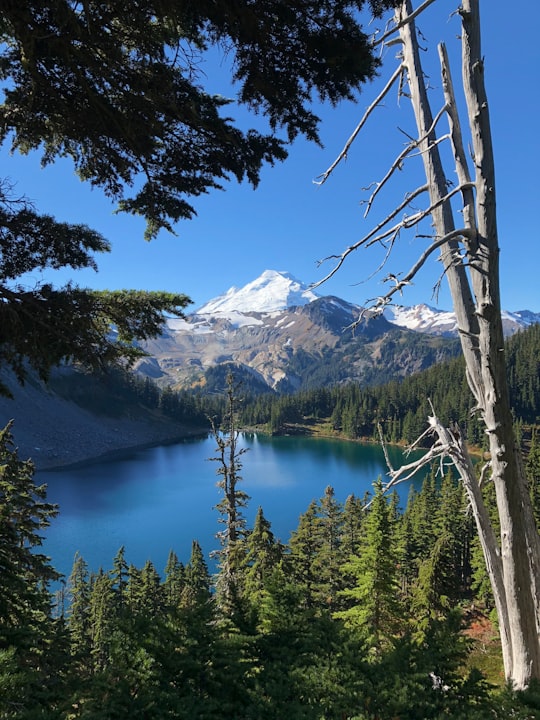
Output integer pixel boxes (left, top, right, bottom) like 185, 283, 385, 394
384, 304, 538, 337
2, 270, 537, 467
0, 368, 201, 470
138, 290, 396, 392
138, 270, 538, 393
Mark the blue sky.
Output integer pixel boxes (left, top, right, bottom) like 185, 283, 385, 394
3, 1, 539, 312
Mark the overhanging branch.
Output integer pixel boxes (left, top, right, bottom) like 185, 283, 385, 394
314, 64, 404, 186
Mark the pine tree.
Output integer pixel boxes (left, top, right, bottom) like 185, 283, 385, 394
67, 553, 92, 666
0, 423, 67, 716
182, 540, 212, 612
312, 486, 345, 611
288, 500, 323, 609
341, 493, 367, 559
335, 479, 403, 654
243, 506, 282, 609
88, 569, 115, 671
163, 550, 186, 610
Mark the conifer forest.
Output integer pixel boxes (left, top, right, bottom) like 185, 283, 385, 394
2, 325, 540, 718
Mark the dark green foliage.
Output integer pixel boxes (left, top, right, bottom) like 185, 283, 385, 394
204, 362, 274, 397
0, 1, 395, 239
47, 363, 216, 428
243, 506, 283, 609
0, 0, 396, 397
0, 180, 191, 396
526, 430, 540, 527
336, 479, 403, 653
0, 423, 69, 717
287, 499, 324, 608
0, 423, 531, 718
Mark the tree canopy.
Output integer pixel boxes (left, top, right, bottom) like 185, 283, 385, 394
0, 0, 396, 239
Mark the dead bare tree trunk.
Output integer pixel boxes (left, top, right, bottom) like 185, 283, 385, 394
316, 0, 540, 689
397, 0, 540, 688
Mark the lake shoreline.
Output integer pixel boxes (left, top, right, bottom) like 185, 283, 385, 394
40, 427, 210, 473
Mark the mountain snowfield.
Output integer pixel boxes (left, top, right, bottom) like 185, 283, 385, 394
197, 269, 319, 315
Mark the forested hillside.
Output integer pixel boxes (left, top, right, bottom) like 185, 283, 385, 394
241, 323, 540, 447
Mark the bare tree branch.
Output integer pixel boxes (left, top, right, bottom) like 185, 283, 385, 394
365, 227, 473, 313
372, 0, 439, 48
313, 180, 472, 290
314, 64, 404, 186
363, 116, 449, 217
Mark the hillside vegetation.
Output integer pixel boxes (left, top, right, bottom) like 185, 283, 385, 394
240, 323, 540, 448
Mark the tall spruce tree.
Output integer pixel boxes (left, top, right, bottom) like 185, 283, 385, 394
312, 485, 346, 611
0, 423, 66, 717
67, 553, 92, 669
288, 499, 323, 609
210, 374, 250, 618
243, 506, 282, 610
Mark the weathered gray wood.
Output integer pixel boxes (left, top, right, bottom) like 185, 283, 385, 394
396, 0, 540, 688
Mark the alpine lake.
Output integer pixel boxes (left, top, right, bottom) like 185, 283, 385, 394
39, 433, 428, 579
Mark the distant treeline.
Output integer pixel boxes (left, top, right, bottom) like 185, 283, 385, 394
239, 323, 540, 446
49, 366, 222, 428
51, 323, 540, 448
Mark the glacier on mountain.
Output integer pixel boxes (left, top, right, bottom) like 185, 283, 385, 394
196, 269, 319, 316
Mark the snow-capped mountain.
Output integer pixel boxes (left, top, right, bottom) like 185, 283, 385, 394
137, 270, 539, 393
197, 269, 319, 316
384, 304, 458, 336
384, 304, 540, 337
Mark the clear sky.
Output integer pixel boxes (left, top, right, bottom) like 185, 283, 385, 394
3, 1, 539, 312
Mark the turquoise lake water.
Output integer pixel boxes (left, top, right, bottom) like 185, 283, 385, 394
39, 433, 425, 578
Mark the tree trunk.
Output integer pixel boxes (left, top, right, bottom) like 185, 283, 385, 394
397, 0, 540, 688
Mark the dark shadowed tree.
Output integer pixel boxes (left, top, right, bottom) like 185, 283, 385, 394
0, 423, 67, 716
210, 373, 250, 617
0, 0, 397, 238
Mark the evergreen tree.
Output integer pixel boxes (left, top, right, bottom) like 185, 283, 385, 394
243, 506, 282, 609
111, 545, 129, 612
210, 373, 250, 618
67, 553, 92, 666
163, 550, 186, 610
182, 540, 212, 612
88, 569, 115, 672
0, 423, 67, 717
0, 185, 191, 395
336, 479, 403, 654
140, 560, 163, 617
288, 499, 323, 609
1, 1, 394, 237
341, 492, 367, 559
526, 431, 540, 527
312, 485, 346, 611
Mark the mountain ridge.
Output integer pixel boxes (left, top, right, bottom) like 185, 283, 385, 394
137, 271, 465, 393
136, 270, 539, 393
188, 269, 539, 335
